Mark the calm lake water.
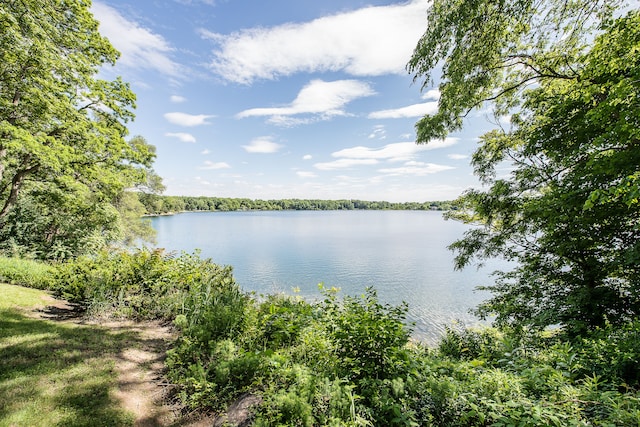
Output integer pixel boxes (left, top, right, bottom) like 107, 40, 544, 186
150, 210, 506, 343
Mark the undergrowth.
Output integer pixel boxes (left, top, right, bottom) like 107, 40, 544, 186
0, 256, 54, 290
15, 250, 640, 425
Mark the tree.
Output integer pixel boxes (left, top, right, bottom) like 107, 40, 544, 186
409, 1, 640, 334
407, 0, 621, 142
0, 1, 157, 257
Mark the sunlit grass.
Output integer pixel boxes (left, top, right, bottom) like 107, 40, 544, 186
0, 282, 49, 310
0, 284, 138, 427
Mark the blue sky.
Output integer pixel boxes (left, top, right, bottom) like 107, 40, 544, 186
92, 0, 498, 202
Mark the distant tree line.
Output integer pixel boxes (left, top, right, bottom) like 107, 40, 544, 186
138, 194, 454, 215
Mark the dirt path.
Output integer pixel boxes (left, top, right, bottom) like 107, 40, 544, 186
35, 294, 214, 427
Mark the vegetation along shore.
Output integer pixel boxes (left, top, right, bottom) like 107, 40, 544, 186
1, 0, 638, 425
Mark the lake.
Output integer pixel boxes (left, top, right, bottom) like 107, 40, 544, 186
150, 210, 506, 343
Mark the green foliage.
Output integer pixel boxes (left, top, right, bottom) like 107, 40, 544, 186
166, 285, 415, 425
51, 248, 232, 320
254, 294, 315, 349
0, 2, 161, 259
322, 287, 411, 382
41, 249, 640, 425
0, 256, 54, 289
139, 195, 454, 215
434, 10, 640, 334
408, 0, 620, 141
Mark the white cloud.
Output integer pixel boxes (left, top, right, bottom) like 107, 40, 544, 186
422, 138, 459, 150
164, 112, 215, 126
242, 137, 284, 154
368, 101, 438, 119
202, 0, 430, 84
296, 171, 317, 178
332, 139, 458, 162
314, 158, 379, 171
237, 80, 375, 123
303, 154, 313, 160
165, 132, 196, 143
170, 95, 187, 103
448, 153, 469, 160
314, 139, 458, 171
200, 160, 231, 170
379, 161, 455, 176
201, 149, 211, 155
92, 2, 182, 77
368, 125, 386, 139
422, 89, 440, 100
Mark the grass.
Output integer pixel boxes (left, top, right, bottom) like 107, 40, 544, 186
0, 282, 49, 309
0, 283, 140, 427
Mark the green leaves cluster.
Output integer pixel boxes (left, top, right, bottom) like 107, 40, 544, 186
408, 0, 620, 141
166, 284, 414, 425
411, 0, 640, 335
51, 248, 228, 320
0, 1, 160, 259
452, 11, 640, 334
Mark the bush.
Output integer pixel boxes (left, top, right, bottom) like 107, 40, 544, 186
0, 256, 55, 289
47, 248, 640, 426
51, 248, 235, 320
322, 286, 412, 382
572, 321, 640, 387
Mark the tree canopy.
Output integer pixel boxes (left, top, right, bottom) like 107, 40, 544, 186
0, 0, 158, 258
410, 1, 640, 334
408, 0, 621, 142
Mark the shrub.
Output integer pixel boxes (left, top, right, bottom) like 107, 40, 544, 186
0, 256, 55, 289
572, 321, 640, 387
51, 248, 236, 320
322, 286, 412, 382
253, 294, 315, 349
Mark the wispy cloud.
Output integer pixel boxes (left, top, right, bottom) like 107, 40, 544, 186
242, 136, 284, 154
422, 89, 440, 100
315, 139, 457, 171
379, 161, 455, 176
164, 112, 215, 126
200, 160, 231, 170
165, 132, 196, 143
170, 95, 187, 103
201, 0, 429, 84
303, 154, 313, 160
368, 101, 438, 119
314, 158, 379, 170
333, 139, 457, 161
448, 154, 469, 160
368, 125, 386, 139
296, 171, 317, 178
237, 80, 374, 125
92, 2, 182, 77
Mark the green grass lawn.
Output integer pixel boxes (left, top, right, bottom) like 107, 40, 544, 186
0, 283, 137, 427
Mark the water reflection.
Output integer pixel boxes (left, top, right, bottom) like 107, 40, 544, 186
151, 210, 508, 343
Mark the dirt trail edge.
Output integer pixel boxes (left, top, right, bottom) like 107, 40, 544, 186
35, 294, 216, 427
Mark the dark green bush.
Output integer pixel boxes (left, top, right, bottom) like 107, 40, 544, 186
322, 286, 412, 382
572, 321, 640, 387
254, 294, 315, 349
